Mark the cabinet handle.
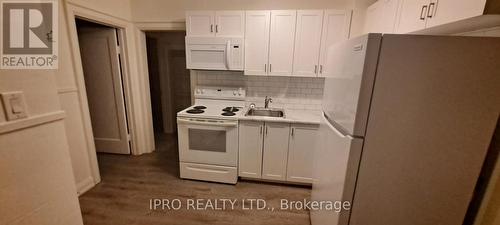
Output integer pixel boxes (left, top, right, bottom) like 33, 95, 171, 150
269, 64, 272, 73
260, 125, 263, 135
420, 5, 428, 20
314, 65, 318, 74
427, 2, 436, 18
291, 128, 295, 137
319, 65, 323, 74
211, 24, 214, 32
264, 64, 267, 72
216, 24, 219, 33
265, 126, 268, 136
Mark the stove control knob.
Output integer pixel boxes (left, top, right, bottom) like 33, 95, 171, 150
238, 88, 243, 96
233, 91, 237, 96
196, 89, 201, 94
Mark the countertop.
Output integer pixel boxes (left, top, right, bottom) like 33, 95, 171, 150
237, 108, 322, 125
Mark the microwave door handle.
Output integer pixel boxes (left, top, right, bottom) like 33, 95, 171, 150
225, 40, 231, 70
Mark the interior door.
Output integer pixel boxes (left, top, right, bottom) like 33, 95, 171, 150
215, 10, 245, 37
318, 10, 351, 77
78, 27, 130, 154
268, 10, 296, 76
395, 0, 430, 33
292, 10, 324, 77
244, 10, 271, 75
186, 11, 215, 37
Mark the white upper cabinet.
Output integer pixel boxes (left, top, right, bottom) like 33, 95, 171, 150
268, 10, 297, 76
215, 11, 245, 37
186, 10, 244, 37
396, 0, 430, 33
425, 0, 488, 28
186, 11, 215, 37
244, 11, 271, 75
292, 10, 324, 77
365, 0, 401, 33
395, 0, 489, 34
318, 10, 352, 77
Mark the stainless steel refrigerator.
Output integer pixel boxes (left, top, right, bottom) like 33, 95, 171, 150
311, 34, 500, 225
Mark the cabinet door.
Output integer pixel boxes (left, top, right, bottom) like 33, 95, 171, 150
364, 1, 385, 33
292, 10, 324, 77
262, 122, 290, 181
268, 10, 296, 76
287, 124, 319, 183
244, 11, 271, 76
215, 11, 245, 37
395, 0, 430, 34
426, 0, 487, 28
365, 0, 401, 34
318, 10, 351, 77
186, 11, 215, 37
238, 121, 264, 179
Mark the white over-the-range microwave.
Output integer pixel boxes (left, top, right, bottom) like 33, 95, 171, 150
185, 37, 244, 71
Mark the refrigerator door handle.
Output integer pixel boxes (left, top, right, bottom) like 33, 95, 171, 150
324, 113, 353, 139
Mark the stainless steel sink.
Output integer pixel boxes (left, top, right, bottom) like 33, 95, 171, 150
245, 108, 285, 118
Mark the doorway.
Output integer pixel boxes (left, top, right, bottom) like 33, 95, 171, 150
76, 18, 130, 155
145, 31, 191, 135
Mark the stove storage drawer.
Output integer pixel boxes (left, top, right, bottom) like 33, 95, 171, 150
180, 162, 237, 184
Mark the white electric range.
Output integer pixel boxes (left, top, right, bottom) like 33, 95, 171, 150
176, 86, 246, 184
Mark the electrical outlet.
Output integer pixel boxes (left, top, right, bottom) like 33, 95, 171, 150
1, 91, 28, 121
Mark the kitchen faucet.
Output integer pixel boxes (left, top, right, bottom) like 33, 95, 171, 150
264, 96, 273, 108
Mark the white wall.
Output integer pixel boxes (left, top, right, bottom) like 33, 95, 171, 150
0, 0, 84, 224
131, 0, 352, 22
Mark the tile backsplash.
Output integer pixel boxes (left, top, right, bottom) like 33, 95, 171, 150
195, 71, 324, 110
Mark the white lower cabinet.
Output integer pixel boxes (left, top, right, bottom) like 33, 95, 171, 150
238, 120, 318, 184
287, 124, 319, 183
262, 122, 291, 181
238, 121, 264, 178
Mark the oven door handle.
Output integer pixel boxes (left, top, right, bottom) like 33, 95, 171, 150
177, 118, 238, 127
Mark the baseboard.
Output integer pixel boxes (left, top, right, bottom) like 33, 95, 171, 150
76, 176, 96, 196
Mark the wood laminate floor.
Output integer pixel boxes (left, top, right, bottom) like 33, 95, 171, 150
79, 134, 311, 225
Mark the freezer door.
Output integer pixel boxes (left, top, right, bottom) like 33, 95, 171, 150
311, 114, 363, 225
322, 34, 381, 137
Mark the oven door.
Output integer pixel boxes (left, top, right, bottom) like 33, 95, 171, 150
177, 117, 238, 167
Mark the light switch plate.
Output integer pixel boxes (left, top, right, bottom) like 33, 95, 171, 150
1, 91, 28, 121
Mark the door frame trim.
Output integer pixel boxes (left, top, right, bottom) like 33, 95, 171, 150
64, 2, 156, 190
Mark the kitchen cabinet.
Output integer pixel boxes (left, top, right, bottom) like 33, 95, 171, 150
186, 10, 244, 37
239, 120, 318, 184
364, 0, 401, 33
287, 124, 319, 183
215, 11, 245, 37
396, 0, 430, 33
425, 0, 488, 28
291, 10, 352, 77
238, 121, 264, 178
292, 10, 324, 77
395, 0, 490, 34
244, 11, 271, 75
262, 122, 291, 181
268, 10, 297, 76
244, 10, 296, 76
318, 10, 352, 77
186, 11, 215, 37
